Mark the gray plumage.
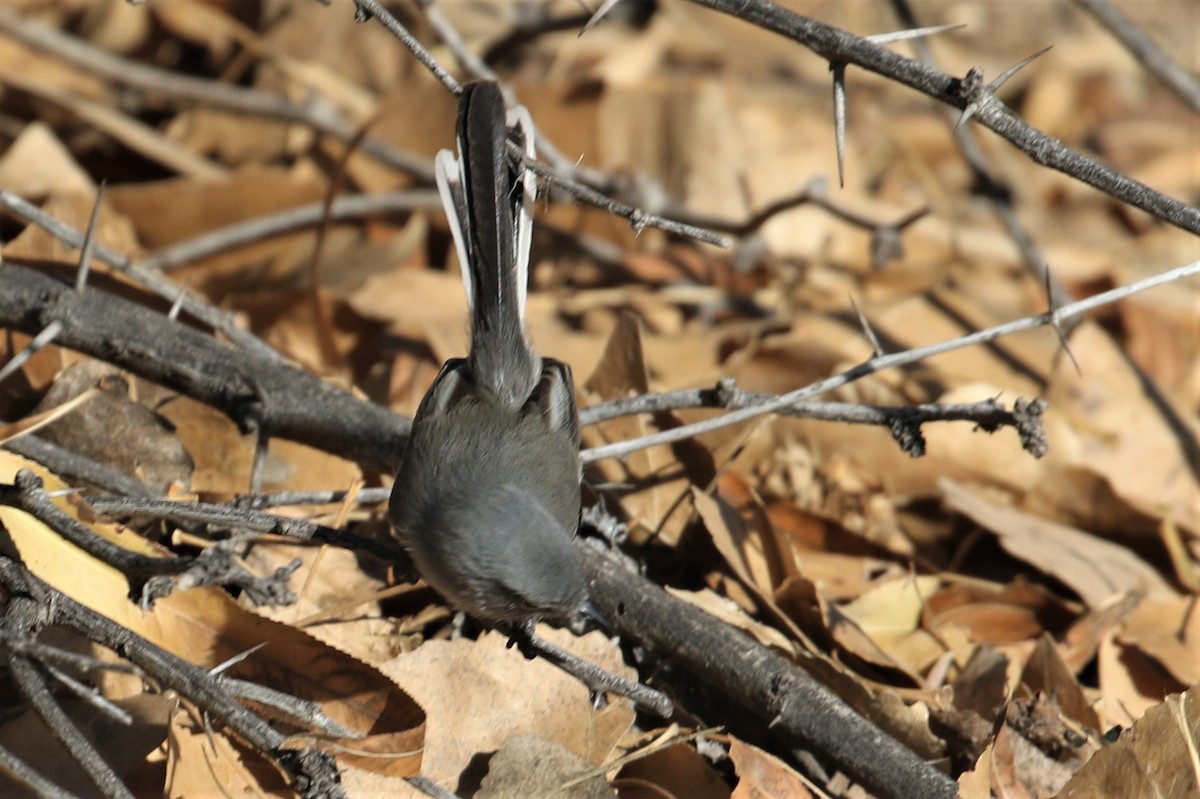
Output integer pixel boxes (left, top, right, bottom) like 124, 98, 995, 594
389, 82, 586, 625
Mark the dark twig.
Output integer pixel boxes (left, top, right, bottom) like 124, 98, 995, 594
521, 154, 731, 247
0, 471, 303, 606
348, 0, 732, 247
86, 495, 404, 561
3, 434, 160, 498
510, 627, 674, 717
689, 175, 928, 266
233, 487, 391, 511
832, 24, 964, 186
0, 470, 189, 580
6, 597, 134, 799
954, 47, 1053, 131
350, 0, 460, 94
0, 262, 410, 474
888, 0, 1073, 314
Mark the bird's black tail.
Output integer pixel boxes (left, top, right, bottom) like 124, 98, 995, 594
435, 81, 539, 409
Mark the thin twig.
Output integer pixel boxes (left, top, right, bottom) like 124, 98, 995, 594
522, 155, 731, 247
233, 487, 390, 510
582, 259, 1200, 462
352, 0, 732, 247
351, 0, 460, 94
2, 433, 160, 498
0, 558, 346, 799
134, 190, 440, 273
0, 470, 189, 579
1072, 0, 1200, 115
86, 495, 403, 561
511, 628, 674, 718
580, 384, 1040, 458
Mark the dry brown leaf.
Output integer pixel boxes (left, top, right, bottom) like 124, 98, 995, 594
0, 385, 98, 445
1097, 634, 1185, 728
834, 574, 944, 677
1, 66, 226, 179
1057, 687, 1200, 799
666, 586, 796, 655
156, 395, 255, 496
0, 121, 94, 197
729, 737, 814, 798
614, 741, 730, 799
991, 713, 1075, 799
151, 0, 245, 61
104, 163, 326, 268
957, 738, 995, 799
1118, 596, 1200, 685
34, 361, 193, 493
942, 478, 1177, 608
259, 437, 362, 495
2, 191, 143, 265
165, 106, 295, 167
0, 693, 171, 797
584, 312, 714, 546
165, 703, 294, 799
693, 486, 780, 596
1019, 635, 1100, 731
1038, 323, 1200, 539
380, 629, 634, 787
245, 540, 406, 666
479, 735, 616, 799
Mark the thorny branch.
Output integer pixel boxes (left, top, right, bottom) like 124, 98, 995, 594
680, 0, 1200, 236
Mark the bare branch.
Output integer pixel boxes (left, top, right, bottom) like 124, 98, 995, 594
135, 190, 440, 273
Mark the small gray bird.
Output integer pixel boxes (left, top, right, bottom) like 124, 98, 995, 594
388, 82, 588, 629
